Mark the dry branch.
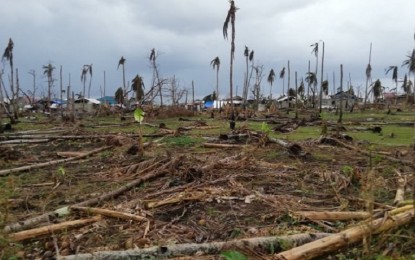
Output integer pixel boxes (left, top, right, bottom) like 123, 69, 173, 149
8, 215, 101, 242
61, 233, 329, 260
3, 156, 178, 233
0, 146, 112, 177
274, 208, 414, 260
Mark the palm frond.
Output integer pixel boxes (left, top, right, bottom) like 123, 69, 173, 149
310, 42, 318, 57
249, 50, 254, 62
365, 64, 372, 79
267, 69, 275, 86
223, 0, 236, 40
210, 56, 220, 70
279, 67, 285, 79
149, 49, 156, 62
117, 56, 126, 70
244, 46, 249, 57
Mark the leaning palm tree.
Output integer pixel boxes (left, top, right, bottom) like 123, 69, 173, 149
279, 67, 286, 96
2, 38, 17, 119
385, 65, 398, 105
267, 69, 275, 99
132, 74, 144, 105
43, 63, 55, 112
223, 0, 237, 122
210, 56, 220, 102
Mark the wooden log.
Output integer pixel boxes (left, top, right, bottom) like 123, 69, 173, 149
70, 206, 147, 222
60, 233, 329, 260
274, 209, 414, 260
8, 215, 101, 242
293, 211, 371, 221
0, 146, 112, 177
71, 206, 150, 237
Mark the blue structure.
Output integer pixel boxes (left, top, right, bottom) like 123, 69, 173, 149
98, 96, 116, 105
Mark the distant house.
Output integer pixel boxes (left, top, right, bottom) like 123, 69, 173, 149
276, 95, 299, 109
330, 91, 361, 110
74, 98, 101, 112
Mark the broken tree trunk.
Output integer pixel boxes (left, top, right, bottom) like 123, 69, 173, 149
3, 156, 179, 233
8, 215, 101, 242
273, 208, 414, 260
60, 233, 329, 260
0, 146, 112, 177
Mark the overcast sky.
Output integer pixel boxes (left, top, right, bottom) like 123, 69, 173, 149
1, 0, 415, 102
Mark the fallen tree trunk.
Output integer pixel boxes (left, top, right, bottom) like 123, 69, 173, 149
202, 143, 244, 149
61, 233, 329, 260
293, 211, 371, 221
274, 208, 414, 260
0, 146, 112, 177
8, 215, 101, 242
0, 139, 49, 144
3, 156, 178, 233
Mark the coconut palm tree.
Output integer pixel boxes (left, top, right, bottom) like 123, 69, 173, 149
267, 69, 275, 99
298, 79, 305, 98
402, 48, 415, 104
43, 63, 55, 112
322, 80, 329, 95
244, 49, 254, 108
223, 0, 237, 122
310, 42, 319, 108
242, 46, 249, 108
81, 64, 92, 98
305, 72, 317, 107
279, 67, 286, 96
117, 56, 126, 103
319, 41, 325, 113
2, 38, 17, 119
115, 87, 124, 105
132, 74, 144, 105
210, 56, 220, 101
371, 79, 383, 102
385, 65, 398, 104
364, 43, 372, 108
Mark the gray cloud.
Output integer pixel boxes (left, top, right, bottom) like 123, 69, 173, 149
1, 0, 414, 101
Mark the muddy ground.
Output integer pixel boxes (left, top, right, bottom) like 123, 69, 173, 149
1, 114, 414, 259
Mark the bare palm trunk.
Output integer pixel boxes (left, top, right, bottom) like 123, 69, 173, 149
338, 64, 344, 123
216, 68, 219, 102
295, 71, 298, 119
307, 61, 311, 106
287, 60, 290, 96
60, 65, 63, 118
